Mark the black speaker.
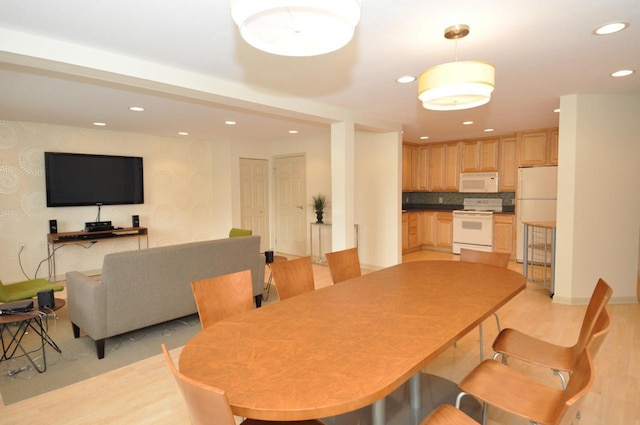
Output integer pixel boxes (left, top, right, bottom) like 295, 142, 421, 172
132, 215, 139, 227
49, 219, 58, 234
37, 289, 55, 310
265, 250, 274, 264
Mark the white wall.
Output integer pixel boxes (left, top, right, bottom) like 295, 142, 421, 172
0, 120, 224, 282
555, 94, 640, 304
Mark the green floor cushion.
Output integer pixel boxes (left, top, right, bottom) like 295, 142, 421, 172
0, 278, 64, 302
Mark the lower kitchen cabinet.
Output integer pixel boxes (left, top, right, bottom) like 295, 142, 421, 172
435, 212, 453, 248
493, 213, 515, 257
421, 211, 437, 247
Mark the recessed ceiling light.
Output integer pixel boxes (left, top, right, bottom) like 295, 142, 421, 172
225, 120, 237, 125
462, 121, 474, 125
129, 106, 145, 112
611, 69, 634, 77
593, 22, 629, 35
419, 136, 429, 140
178, 132, 189, 136
396, 75, 416, 84
554, 108, 560, 113
483, 128, 494, 132
289, 130, 299, 134
93, 122, 106, 126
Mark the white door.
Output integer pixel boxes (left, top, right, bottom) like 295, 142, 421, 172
240, 158, 269, 253
274, 155, 307, 255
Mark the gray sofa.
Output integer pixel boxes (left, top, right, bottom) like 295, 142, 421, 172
66, 235, 265, 359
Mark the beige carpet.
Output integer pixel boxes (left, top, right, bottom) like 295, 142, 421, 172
0, 304, 202, 405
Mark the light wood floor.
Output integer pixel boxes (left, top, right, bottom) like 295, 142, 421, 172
1, 250, 638, 425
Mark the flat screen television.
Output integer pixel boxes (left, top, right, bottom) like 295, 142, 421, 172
45, 152, 144, 207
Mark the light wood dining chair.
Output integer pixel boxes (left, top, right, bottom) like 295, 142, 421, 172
269, 256, 315, 301
492, 278, 613, 389
420, 404, 480, 425
191, 269, 254, 329
162, 344, 325, 425
459, 248, 511, 361
457, 347, 595, 425
325, 247, 362, 284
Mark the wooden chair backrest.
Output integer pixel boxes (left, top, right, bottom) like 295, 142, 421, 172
269, 256, 315, 301
554, 349, 594, 425
191, 269, 254, 329
585, 306, 611, 360
161, 344, 236, 425
574, 278, 613, 356
325, 247, 362, 284
459, 248, 510, 268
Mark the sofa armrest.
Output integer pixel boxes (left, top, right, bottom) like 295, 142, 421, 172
66, 271, 108, 340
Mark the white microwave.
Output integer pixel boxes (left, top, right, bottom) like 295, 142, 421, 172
459, 172, 499, 193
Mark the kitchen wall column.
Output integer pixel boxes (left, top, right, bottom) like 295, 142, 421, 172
330, 121, 356, 250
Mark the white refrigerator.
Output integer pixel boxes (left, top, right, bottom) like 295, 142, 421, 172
516, 166, 558, 262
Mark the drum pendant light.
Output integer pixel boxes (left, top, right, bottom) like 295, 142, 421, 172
418, 25, 495, 111
230, 0, 362, 57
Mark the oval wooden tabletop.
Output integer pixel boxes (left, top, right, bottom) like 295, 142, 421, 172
179, 260, 525, 420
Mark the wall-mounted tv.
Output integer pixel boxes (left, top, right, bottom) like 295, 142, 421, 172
45, 152, 144, 207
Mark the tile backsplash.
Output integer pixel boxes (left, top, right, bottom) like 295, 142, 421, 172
403, 191, 515, 206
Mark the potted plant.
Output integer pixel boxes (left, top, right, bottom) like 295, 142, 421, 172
312, 193, 328, 223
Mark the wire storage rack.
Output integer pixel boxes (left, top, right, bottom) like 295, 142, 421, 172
523, 222, 556, 297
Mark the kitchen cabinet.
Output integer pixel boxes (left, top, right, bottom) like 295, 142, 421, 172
402, 144, 412, 191
421, 211, 437, 247
499, 136, 518, 191
407, 212, 421, 250
402, 213, 409, 251
429, 142, 460, 191
435, 211, 453, 248
460, 138, 499, 172
493, 213, 515, 257
549, 129, 559, 165
411, 145, 429, 191
518, 128, 559, 167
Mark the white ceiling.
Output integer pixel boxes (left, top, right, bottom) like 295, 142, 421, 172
1, 0, 639, 144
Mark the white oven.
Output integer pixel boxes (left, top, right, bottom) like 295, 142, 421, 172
452, 198, 502, 254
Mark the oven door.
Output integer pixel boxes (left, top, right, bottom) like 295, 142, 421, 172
452, 211, 494, 254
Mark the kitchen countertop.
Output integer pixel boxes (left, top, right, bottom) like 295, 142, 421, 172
402, 204, 515, 213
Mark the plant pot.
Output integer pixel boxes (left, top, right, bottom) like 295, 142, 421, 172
315, 211, 324, 224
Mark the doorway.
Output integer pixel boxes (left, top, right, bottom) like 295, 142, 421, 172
239, 158, 269, 253
274, 155, 307, 255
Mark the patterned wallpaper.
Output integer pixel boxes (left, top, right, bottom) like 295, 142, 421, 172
0, 120, 217, 283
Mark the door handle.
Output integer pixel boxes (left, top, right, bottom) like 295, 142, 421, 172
296, 205, 303, 209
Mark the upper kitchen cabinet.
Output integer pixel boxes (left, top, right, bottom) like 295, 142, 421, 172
499, 136, 518, 191
411, 145, 429, 191
517, 128, 559, 167
402, 143, 412, 191
549, 129, 559, 165
402, 143, 429, 191
460, 138, 499, 172
429, 142, 460, 191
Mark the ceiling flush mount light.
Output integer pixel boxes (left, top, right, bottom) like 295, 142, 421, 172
230, 0, 361, 56
593, 21, 629, 35
611, 69, 634, 77
225, 120, 237, 125
396, 75, 416, 84
418, 25, 495, 111
93, 122, 106, 127
128, 106, 145, 112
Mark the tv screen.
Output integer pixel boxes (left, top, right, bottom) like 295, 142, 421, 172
45, 152, 144, 207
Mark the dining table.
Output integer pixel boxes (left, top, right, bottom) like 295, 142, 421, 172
179, 260, 526, 425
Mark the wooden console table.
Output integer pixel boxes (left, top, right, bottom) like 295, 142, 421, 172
47, 227, 148, 282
